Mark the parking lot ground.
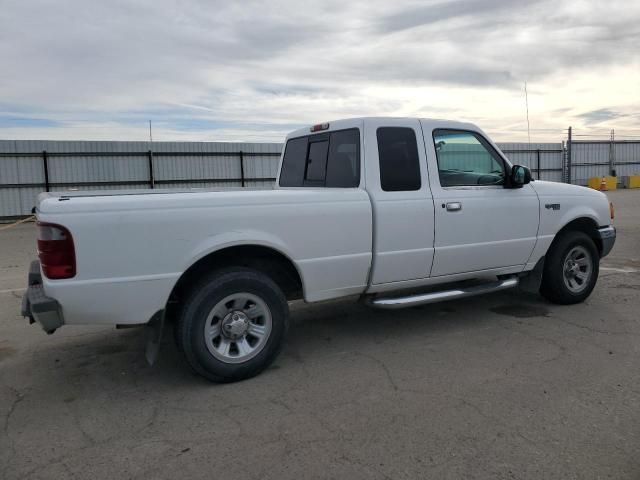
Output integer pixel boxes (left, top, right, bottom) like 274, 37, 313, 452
1, 189, 639, 479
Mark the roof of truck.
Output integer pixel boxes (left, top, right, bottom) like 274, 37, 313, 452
286, 117, 480, 140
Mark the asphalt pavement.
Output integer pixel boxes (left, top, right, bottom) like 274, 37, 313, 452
1, 189, 639, 479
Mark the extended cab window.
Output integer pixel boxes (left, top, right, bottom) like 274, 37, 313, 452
433, 129, 505, 187
278, 129, 360, 187
377, 127, 421, 191
306, 140, 329, 183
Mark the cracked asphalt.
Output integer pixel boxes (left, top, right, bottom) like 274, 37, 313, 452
1, 189, 639, 479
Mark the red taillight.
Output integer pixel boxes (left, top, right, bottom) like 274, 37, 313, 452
37, 222, 76, 279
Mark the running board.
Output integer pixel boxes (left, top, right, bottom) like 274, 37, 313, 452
366, 277, 519, 310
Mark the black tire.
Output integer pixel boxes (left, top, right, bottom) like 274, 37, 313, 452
539, 231, 599, 305
177, 267, 289, 383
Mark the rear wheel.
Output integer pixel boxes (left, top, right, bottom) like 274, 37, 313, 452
177, 268, 289, 382
540, 231, 599, 305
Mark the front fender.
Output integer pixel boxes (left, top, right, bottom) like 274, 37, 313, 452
553, 205, 602, 234
525, 186, 611, 270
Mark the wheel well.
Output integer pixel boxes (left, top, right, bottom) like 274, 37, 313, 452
555, 217, 602, 255
167, 245, 303, 313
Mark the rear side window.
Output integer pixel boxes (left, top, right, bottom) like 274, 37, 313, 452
377, 127, 421, 191
278, 129, 360, 187
326, 129, 360, 187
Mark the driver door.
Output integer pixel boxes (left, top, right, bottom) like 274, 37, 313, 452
424, 126, 539, 277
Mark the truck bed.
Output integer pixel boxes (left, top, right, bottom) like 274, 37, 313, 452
36, 187, 373, 324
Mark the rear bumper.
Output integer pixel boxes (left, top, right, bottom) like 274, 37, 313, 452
21, 260, 64, 334
598, 226, 616, 258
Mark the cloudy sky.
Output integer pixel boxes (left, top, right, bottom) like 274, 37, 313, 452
1, 0, 639, 142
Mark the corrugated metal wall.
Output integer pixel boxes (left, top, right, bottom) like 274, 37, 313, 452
0, 140, 283, 217
614, 142, 640, 179
569, 141, 640, 185
0, 140, 45, 218
499, 143, 564, 183
2, 139, 639, 218
571, 141, 611, 186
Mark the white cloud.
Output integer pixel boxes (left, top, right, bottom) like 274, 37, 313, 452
0, 0, 638, 142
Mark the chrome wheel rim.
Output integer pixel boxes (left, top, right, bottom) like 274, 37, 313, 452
562, 246, 592, 293
204, 293, 272, 364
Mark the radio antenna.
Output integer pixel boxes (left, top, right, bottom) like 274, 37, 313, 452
524, 81, 532, 162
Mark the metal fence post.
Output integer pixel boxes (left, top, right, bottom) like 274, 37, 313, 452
42, 150, 50, 192
536, 149, 541, 179
147, 149, 155, 189
609, 129, 616, 176
239, 150, 245, 187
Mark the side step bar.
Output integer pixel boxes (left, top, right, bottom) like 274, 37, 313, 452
366, 277, 519, 310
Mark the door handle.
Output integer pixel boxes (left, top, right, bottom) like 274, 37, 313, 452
445, 202, 462, 212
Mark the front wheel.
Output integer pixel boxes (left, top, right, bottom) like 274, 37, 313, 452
177, 268, 289, 382
539, 231, 599, 305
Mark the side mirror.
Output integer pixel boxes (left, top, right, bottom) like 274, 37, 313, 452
509, 165, 531, 187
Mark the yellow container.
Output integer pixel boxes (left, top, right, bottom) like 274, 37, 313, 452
588, 176, 617, 190
623, 175, 640, 189
587, 177, 600, 189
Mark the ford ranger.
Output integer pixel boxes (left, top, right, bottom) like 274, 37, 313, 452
21, 117, 616, 382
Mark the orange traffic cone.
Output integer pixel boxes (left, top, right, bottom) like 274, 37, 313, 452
599, 176, 608, 191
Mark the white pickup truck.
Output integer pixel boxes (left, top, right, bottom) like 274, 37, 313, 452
22, 117, 616, 382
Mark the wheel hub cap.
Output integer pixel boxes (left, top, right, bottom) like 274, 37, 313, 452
562, 245, 592, 293
203, 292, 273, 364
221, 311, 250, 339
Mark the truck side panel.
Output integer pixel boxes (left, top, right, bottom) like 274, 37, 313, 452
38, 188, 373, 324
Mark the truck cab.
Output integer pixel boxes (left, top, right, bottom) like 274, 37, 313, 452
280, 118, 543, 288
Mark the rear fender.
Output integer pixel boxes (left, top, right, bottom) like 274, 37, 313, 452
185, 230, 298, 273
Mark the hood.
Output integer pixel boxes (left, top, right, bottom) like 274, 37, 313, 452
530, 180, 607, 199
